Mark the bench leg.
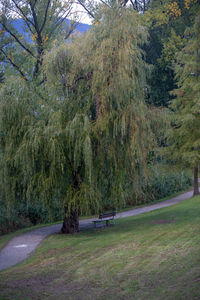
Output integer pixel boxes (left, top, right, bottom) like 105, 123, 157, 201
106, 220, 110, 227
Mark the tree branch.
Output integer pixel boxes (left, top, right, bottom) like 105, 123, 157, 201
143, 0, 146, 11
39, 0, 51, 34
121, 0, 129, 7
0, 21, 36, 58
130, 0, 136, 10
99, 0, 110, 7
10, 0, 35, 28
76, 0, 95, 19
8, 10, 34, 35
1, 48, 28, 81
65, 25, 77, 40
29, 0, 43, 44
49, 9, 76, 39
8, 6, 34, 34
32, 0, 38, 9
54, 7, 73, 28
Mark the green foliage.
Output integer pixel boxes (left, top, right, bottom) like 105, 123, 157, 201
0, 165, 192, 233
0, 0, 76, 81
0, 200, 63, 234
0, 7, 155, 228
1, 3, 196, 231
159, 29, 186, 66
143, 0, 199, 107
0, 206, 30, 235
43, 7, 155, 212
147, 106, 171, 150
78, 0, 199, 108
168, 14, 200, 165
141, 166, 192, 203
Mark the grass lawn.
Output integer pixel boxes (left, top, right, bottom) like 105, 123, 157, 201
0, 197, 200, 300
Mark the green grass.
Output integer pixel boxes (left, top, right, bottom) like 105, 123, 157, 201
0, 196, 200, 299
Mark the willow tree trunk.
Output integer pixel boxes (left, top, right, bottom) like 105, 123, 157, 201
61, 170, 80, 233
193, 165, 199, 196
61, 209, 79, 233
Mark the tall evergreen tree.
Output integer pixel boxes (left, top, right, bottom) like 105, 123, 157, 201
168, 14, 200, 195
143, 0, 199, 107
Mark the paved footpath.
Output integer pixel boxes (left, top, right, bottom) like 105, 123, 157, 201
0, 190, 193, 271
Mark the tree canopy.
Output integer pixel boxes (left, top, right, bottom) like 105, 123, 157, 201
0, 6, 155, 233
143, 0, 199, 106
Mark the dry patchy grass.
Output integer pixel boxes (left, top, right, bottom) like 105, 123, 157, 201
0, 197, 200, 299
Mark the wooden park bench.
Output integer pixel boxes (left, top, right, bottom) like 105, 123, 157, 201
92, 211, 116, 228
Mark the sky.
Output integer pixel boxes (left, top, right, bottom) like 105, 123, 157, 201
1, 1, 134, 25
0, 1, 93, 24
72, 1, 134, 24
71, 2, 93, 25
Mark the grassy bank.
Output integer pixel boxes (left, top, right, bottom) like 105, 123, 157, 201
0, 196, 200, 299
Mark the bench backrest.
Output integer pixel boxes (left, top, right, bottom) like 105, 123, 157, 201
99, 211, 116, 219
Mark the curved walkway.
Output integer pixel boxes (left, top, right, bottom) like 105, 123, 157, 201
0, 190, 193, 271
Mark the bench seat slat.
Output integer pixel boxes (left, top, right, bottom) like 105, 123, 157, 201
99, 212, 116, 219
93, 211, 116, 228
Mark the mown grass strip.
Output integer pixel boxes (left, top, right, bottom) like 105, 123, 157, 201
0, 196, 200, 299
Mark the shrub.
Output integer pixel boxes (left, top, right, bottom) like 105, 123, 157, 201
142, 167, 192, 203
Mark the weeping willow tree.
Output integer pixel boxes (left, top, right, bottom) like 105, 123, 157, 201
0, 6, 154, 233
44, 6, 154, 226
0, 76, 98, 232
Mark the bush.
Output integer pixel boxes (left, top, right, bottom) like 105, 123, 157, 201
0, 207, 31, 235
0, 201, 63, 235
142, 167, 192, 203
